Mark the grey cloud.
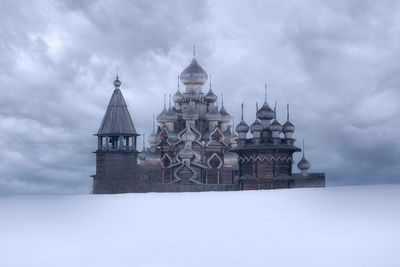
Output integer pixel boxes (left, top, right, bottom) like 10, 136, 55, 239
0, 0, 399, 194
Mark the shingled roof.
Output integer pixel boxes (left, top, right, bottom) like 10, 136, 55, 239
97, 79, 137, 136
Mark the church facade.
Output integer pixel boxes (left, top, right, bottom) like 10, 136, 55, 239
92, 53, 325, 194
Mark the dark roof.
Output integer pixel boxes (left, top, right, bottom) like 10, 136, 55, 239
97, 89, 137, 136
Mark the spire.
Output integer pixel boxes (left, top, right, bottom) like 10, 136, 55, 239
241, 103, 244, 121
116, 66, 119, 79
287, 103, 290, 121
97, 77, 137, 136
274, 101, 277, 119
193, 42, 196, 58
256, 102, 258, 113
265, 83, 267, 103
177, 76, 180, 92
209, 74, 212, 90
298, 138, 310, 173
163, 94, 166, 110
169, 94, 172, 110
221, 93, 224, 106
142, 133, 145, 152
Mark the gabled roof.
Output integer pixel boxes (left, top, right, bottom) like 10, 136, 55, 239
97, 87, 137, 136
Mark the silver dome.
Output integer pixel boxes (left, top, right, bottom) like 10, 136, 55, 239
250, 119, 263, 133
282, 120, 295, 133
180, 58, 208, 85
297, 157, 310, 170
257, 84, 275, 120
236, 120, 249, 133
282, 103, 295, 133
257, 102, 275, 120
269, 119, 282, 132
204, 88, 217, 103
173, 90, 184, 103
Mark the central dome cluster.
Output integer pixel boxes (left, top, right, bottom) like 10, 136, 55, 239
180, 58, 208, 85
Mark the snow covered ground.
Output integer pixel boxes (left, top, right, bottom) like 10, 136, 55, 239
1, 185, 399, 267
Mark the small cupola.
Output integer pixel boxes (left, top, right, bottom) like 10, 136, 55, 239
297, 140, 311, 177
269, 102, 282, 138
282, 103, 295, 139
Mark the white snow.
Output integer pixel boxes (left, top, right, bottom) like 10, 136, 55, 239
1, 185, 399, 267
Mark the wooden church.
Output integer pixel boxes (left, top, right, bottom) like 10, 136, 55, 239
91, 52, 325, 193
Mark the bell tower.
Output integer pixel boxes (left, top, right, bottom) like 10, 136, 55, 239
92, 76, 139, 194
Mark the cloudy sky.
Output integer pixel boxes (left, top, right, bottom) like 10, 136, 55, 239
0, 0, 399, 195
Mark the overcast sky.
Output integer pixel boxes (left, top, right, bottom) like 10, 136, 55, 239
0, 0, 399, 195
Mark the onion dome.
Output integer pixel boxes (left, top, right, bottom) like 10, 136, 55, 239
173, 90, 184, 103
172, 91, 185, 103
173, 77, 184, 103
179, 144, 194, 159
282, 121, 295, 133
235, 120, 249, 133
204, 88, 217, 103
250, 103, 263, 133
180, 57, 208, 85
298, 139, 311, 170
173, 76, 184, 103
204, 75, 217, 103
235, 103, 249, 133
182, 101, 199, 121
219, 93, 231, 122
298, 157, 310, 170
282, 103, 295, 133
257, 103, 275, 120
270, 103, 282, 132
257, 84, 275, 120
250, 120, 263, 133
270, 118, 282, 132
